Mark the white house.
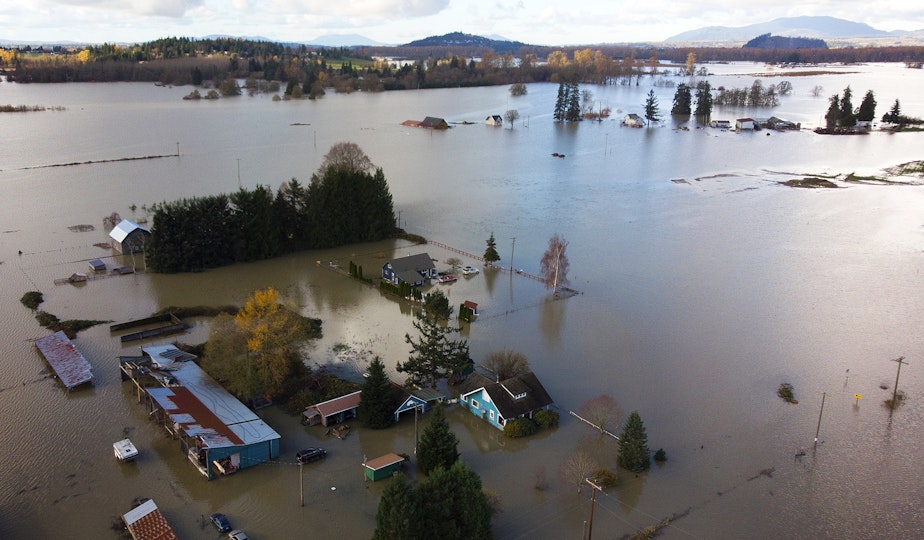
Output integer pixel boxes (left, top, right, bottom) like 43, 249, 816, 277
485, 115, 503, 126
736, 118, 755, 131
623, 113, 644, 127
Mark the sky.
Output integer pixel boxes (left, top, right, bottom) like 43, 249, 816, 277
1, 0, 922, 46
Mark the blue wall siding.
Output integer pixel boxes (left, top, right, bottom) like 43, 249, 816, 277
461, 390, 504, 431
206, 439, 280, 479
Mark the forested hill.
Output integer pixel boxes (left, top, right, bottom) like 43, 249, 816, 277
743, 33, 828, 50
403, 32, 528, 54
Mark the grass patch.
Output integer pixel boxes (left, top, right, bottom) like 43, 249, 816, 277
885, 160, 924, 177
35, 310, 108, 338
152, 305, 239, 318
781, 177, 839, 189
884, 390, 906, 410
20, 291, 44, 310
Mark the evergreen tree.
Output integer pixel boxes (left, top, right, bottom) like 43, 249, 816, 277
483, 232, 500, 265
422, 290, 452, 321
398, 312, 471, 388
671, 83, 692, 115
417, 461, 493, 539
416, 404, 460, 475
882, 98, 901, 123
644, 89, 661, 126
856, 90, 876, 123
359, 357, 395, 429
553, 83, 566, 121
839, 86, 856, 127
617, 410, 651, 473
824, 94, 841, 129
694, 80, 713, 120
373, 473, 421, 540
565, 82, 581, 121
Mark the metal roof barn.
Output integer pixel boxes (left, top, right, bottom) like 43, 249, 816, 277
33, 331, 93, 389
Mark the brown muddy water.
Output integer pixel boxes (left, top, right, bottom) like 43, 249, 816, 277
1, 63, 923, 539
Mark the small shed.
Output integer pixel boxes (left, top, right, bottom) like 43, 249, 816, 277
363, 452, 405, 482
736, 118, 755, 131
122, 499, 178, 540
109, 219, 151, 254
304, 390, 362, 427
485, 115, 503, 126
463, 300, 479, 316
88, 259, 106, 272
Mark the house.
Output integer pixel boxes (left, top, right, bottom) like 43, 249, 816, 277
623, 113, 644, 127
109, 219, 151, 254
303, 390, 362, 427
458, 371, 554, 431
382, 253, 437, 287
88, 259, 106, 272
710, 120, 732, 129
420, 116, 449, 129
485, 115, 503, 126
121, 499, 178, 540
736, 118, 755, 131
363, 452, 405, 481
766, 116, 799, 130
393, 385, 446, 422
131, 345, 281, 480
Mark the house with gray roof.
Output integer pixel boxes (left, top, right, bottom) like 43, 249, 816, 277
382, 253, 437, 287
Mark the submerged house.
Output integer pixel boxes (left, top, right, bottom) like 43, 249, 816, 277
123, 345, 281, 480
382, 253, 437, 287
458, 371, 554, 431
623, 113, 644, 127
393, 385, 446, 422
485, 115, 503, 126
109, 219, 151, 254
735, 118, 755, 131
402, 116, 449, 129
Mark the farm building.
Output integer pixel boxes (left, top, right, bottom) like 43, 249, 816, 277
121, 345, 281, 480
109, 219, 151, 254
363, 453, 405, 482
304, 390, 362, 427
382, 253, 437, 287
458, 371, 554, 431
34, 331, 94, 390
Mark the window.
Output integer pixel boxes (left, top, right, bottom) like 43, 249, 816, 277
489, 410, 495, 422
471, 399, 479, 409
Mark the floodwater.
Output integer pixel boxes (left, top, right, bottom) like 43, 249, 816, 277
1, 62, 923, 539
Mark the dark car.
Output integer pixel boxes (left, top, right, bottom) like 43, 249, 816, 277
296, 447, 327, 464
209, 512, 232, 533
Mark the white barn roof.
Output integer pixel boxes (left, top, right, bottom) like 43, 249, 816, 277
109, 219, 148, 243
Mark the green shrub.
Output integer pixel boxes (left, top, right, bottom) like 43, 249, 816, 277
590, 468, 618, 489
503, 418, 537, 438
777, 383, 798, 404
20, 291, 44, 310
654, 448, 667, 462
533, 409, 559, 428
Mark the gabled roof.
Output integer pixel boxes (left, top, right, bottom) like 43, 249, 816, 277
364, 452, 404, 471
109, 219, 149, 243
460, 371, 554, 419
311, 390, 362, 418
122, 499, 178, 540
34, 331, 93, 388
385, 253, 435, 283
420, 116, 448, 129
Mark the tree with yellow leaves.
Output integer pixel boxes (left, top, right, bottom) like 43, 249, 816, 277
203, 287, 321, 401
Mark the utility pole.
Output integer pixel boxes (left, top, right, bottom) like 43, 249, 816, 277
299, 461, 304, 507
890, 356, 908, 411
236, 158, 241, 189
813, 391, 826, 450
175, 141, 180, 156
585, 478, 603, 540
510, 237, 516, 272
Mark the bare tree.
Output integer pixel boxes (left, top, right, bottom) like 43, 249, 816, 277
810, 85, 824, 98
560, 449, 599, 493
504, 109, 520, 130
318, 141, 374, 176
482, 348, 530, 380
578, 394, 625, 435
539, 233, 570, 293
445, 257, 462, 269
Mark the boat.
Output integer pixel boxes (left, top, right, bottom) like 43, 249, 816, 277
461, 266, 480, 275
437, 274, 457, 283
114, 438, 139, 462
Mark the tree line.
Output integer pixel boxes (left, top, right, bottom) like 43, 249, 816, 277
146, 142, 395, 273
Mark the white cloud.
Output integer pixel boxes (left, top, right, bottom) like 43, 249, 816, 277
51, 0, 205, 18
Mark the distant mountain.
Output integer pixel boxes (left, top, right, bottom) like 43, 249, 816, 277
304, 34, 387, 47
743, 34, 828, 49
403, 32, 528, 54
667, 16, 890, 42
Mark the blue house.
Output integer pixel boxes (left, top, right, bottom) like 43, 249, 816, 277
382, 253, 436, 287
393, 386, 446, 422
458, 371, 554, 431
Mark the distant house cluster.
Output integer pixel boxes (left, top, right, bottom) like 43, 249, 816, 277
402, 116, 449, 129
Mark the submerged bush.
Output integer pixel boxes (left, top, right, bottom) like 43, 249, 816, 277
777, 383, 798, 404
20, 291, 44, 310
533, 409, 560, 428
503, 418, 537, 438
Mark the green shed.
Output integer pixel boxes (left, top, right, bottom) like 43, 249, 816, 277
363, 453, 405, 482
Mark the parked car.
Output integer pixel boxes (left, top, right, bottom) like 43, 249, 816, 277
210, 513, 232, 533
461, 266, 480, 275
228, 530, 249, 540
296, 447, 327, 464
